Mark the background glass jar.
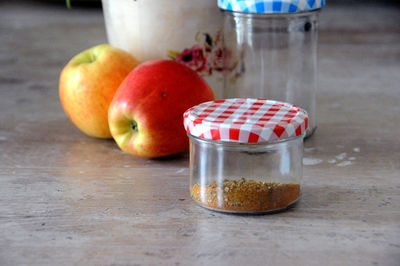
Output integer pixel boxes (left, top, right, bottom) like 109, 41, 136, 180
219, 1, 324, 137
183, 98, 309, 214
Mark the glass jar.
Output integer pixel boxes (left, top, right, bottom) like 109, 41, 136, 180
219, 0, 325, 137
183, 98, 309, 214
102, 0, 224, 98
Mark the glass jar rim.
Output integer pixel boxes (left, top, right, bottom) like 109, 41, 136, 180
187, 133, 305, 147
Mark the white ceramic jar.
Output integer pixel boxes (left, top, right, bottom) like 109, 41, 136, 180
102, 0, 225, 98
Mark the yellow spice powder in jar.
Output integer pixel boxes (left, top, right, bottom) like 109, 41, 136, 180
190, 179, 300, 213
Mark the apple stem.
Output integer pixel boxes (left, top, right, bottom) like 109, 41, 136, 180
131, 120, 138, 132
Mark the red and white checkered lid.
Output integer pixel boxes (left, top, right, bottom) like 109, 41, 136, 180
183, 98, 308, 143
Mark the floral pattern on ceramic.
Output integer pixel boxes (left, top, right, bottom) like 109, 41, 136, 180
168, 31, 237, 78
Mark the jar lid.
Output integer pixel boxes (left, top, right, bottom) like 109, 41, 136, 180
183, 98, 308, 143
218, 0, 325, 13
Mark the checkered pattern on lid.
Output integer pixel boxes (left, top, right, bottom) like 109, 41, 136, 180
218, 0, 325, 13
183, 98, 308, 143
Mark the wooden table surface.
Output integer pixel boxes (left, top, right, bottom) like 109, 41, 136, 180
1, 2, 399, 265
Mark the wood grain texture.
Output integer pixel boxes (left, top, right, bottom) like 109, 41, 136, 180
0, 2, 399, 266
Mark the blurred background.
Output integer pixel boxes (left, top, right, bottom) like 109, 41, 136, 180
3, 0, 400, 9
7, 0, 400, 7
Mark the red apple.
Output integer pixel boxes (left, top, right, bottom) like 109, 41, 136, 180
108, 60, 215, 158
59, 44, 140, 138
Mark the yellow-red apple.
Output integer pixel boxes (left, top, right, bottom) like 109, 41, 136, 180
59, 44, 140, 138
108, 60, 215, 158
